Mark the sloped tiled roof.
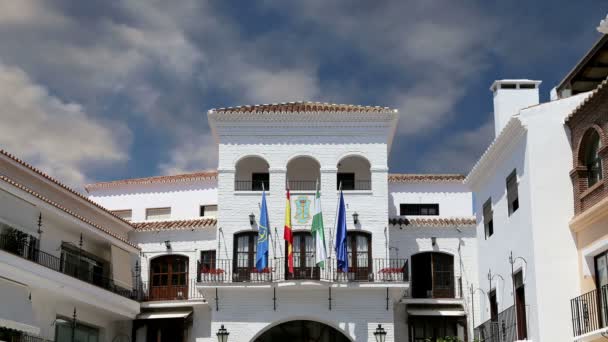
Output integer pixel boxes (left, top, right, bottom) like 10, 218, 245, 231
0, 175, 139, 249
388, 174, 465, 183
210, 101, 395, 114
131, 218, 217, 232
565, 76, 608, 123
389, 217, 476, 227
85, 171, 218, 192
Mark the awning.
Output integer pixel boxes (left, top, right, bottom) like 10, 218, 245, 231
0, 278, 39, 335
136, 309, 192, 320
407, 308, 466, 317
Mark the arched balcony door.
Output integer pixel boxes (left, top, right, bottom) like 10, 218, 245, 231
233, 231, 258, 282
286, 232, 320, 280
411, 252, 454, 298
150, 255, 189, 300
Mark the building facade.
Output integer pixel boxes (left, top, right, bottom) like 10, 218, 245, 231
84, 103, 479, 342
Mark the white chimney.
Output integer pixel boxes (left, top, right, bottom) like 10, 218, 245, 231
490, 79, 541, 136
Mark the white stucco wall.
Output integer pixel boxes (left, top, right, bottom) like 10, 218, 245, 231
388, 183, 472, 218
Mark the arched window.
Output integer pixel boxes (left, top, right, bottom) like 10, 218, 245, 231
149, 255, 189, 300
233, 231, 258, 282
286, 156, 321, 191
583, 130, 603, 187
235, 156, 270, 191
337, 155, 371, 190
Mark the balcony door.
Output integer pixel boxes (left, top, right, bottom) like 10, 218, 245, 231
411, 252, 454, 298
234, 232, 257, 282
347, 232, 372, 281
287, 232, 319, 280
150, 255, 189, 300
595, 251, 608, 327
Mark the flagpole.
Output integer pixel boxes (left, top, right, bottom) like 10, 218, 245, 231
329, 182, 341, 261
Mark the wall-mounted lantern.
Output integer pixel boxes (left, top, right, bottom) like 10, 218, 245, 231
373, 324, 386, 342
431, 237, 437, 247
216, 325, 229, 342
164, 240, 172, 250
353, 212, 359, 225
249, 213, 256, 226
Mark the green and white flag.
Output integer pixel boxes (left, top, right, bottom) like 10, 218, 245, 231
311, 183, 327, 268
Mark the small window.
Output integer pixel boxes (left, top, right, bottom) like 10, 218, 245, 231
519, 83, 536, 89
200, 250, 216, 271
501, 83, 517, 89
337, 173, 355, 190
146, 207, 171, 220
506, 170, 519, 215
200, 205, 218, 218
112, 209, 132, 221
400, 204, 440, 216
483, 199, 493, 239
252, 173, 269, 191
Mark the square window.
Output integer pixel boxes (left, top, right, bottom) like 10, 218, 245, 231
145, 207, 171, 220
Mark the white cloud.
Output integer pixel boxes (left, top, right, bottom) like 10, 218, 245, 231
158, 132, 217, 175
0, 63, 131, 188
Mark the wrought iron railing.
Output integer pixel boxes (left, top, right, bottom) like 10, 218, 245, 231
0, 233, 135, 300
197, 258, 408, 284
135, 278, 204, 301
474, 305, 517, 342
571, 284, 608, 337
287, 180, 317, 191
234, 180, 269, 191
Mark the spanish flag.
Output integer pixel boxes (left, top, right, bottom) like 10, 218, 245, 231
284, 186, 294, 274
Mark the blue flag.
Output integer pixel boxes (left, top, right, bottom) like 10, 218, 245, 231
335, 190, 348, 273
256, 190, 270, 271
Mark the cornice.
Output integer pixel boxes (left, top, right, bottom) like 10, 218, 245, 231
465, 118, 527, 189
570, 196, 608, 232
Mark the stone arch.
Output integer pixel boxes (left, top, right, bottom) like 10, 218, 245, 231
249, 318, 354, 342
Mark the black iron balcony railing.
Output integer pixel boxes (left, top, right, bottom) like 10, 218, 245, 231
197, 258, 408, 284
0, 234, 135, 300
571, 284, 608, 337
234, 180, 269, 191
287, 180, 317, 191
474, 305, 517, 342
338, 180, 371, 191
135, 278, 204, 301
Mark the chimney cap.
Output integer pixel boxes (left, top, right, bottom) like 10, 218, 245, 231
490, 79, 542, 92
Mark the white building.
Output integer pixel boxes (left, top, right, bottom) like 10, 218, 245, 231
0, 150, 140, 342
84, 102, 479, 342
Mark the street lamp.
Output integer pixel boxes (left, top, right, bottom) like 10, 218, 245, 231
373, 324, 386, 342
216, 325, 229, 342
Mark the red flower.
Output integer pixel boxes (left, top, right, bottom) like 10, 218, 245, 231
201, 268, 224, 275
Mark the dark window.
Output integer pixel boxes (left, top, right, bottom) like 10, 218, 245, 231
585, 130, 603, 187
337, 173, 355, 190
519, 83, 536, 89
252, 173, 270, 191
411, 252, 455, 299
149, 255, 189, 300
286, 232, 319, 280
501, 83, 517, 89
400, 204, 440, 216
507, 170, 519, 215
483, 199, 493, 239
489, 290, 498, 321
200, 205, 217, 217
200, 250, 216, 272
233, 231, 258, 281
55, 319, 99, 342
514, 270, 528, 339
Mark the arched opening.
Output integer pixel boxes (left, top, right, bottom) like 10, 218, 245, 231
411, 252, 454, 299
235, 156, 270, 191
253, 320, 351, 342
149, 255, 189, 300
579, 129, 603, 187
337, 155, 371, 190
287, 156, 321, 191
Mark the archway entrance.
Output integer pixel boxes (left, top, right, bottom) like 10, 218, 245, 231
254, 320, 350, 342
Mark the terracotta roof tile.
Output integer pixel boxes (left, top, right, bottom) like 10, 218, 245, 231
132, 218, 217, 232
388, 174, 465, 183
85, 171, 218, 191
0, 175, 139, 250
210, 101, 395, 114
0, 149, 134, 227
565, 76, 608, 123
388, 217, 476, 227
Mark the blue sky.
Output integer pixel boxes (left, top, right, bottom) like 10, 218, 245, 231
1, 1, 607, 190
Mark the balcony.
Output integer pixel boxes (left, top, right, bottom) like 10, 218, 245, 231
135, 279, 204, 302
474, 305, 518, 342
234, 180, 269, 191
571, 285, 608, 339
0, 233, 135, 300
197, 258, 408, 285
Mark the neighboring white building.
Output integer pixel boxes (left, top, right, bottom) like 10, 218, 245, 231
86, 102, 478, 342
0, 150, 140, 342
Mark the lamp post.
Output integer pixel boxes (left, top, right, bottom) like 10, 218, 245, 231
216, 325, 229, 342
373, 324, 386, 342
